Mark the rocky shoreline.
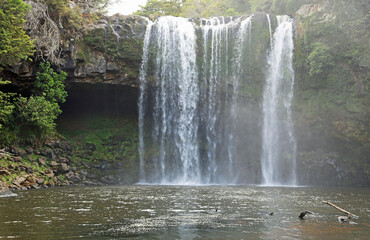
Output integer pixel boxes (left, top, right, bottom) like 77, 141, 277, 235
0, 139, 102, 194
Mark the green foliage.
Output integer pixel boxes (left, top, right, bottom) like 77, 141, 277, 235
135, 0, 184, 17
34, 62, 68, 104
60, 116, 140, 176
249, 0, 313, 15
44, 0, 112, 30
307, 43, 334, 76
13, 96, 59, 144
249, 0, 272, 12
0, 0, 34, 67
0, 0, 34, 139
224, 8, 239, 16
0, 62, 67, 146
0, 80, 15, 130
181, 0, 234, 18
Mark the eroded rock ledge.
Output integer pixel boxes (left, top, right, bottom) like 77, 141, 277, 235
3, 15, 148, 90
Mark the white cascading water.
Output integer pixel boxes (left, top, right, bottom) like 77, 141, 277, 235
139, 16, 254, 184
261, 16, 297, 186
139, 15, 297, 185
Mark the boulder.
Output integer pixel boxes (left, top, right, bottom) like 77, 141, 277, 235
66, 171, 74, 180
58, 163, 70, 174
25, 146, 34, 154
0, 182, 14, 196
45, 169, 54, 178
25, 166, 33, 174
69, 175, 81, 183
0, 169, 11, 176
38, 157, 47, 166
26, 155, 34, 162
12, 176, 26, 188
58, 157, 70, 164
11, 147, 27, 157
35, 177, 45, 185
11, 156, 22, 163
49, 161, 59, 168
41, 148, 56, 160
53, 148, 63, 155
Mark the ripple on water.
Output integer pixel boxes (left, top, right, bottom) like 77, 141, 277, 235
0, 186, 370, 240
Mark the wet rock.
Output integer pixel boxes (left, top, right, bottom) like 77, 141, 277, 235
101, 175, 115, 184
32, 184, 41, 189
0, 182, 13, 196
70, 175, 81, 183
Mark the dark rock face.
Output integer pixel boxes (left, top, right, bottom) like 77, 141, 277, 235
1, 15, 148, 91
66, 15, 148, 87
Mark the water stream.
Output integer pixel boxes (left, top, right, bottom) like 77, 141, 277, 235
1, 186, 369, 239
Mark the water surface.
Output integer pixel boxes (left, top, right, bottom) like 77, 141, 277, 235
1, 186, 369, 239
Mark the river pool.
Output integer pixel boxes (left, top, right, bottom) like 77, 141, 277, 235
1, 185, 369, 239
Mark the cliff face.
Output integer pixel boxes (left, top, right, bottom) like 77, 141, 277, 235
68, 15, 148, 86
2, 15, 148, 91
293, 0, 369, 185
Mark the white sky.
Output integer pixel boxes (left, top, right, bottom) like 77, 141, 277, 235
108, 0, 148, 16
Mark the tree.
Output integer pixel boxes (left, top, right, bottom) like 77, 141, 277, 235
135, 0, 184, 17
0, 0, 34, 131
0, 0, 34, 66
181, 0, 243, 18
11, 62, 67, 144
34, 62, 68, 105
307, 43, 334, 76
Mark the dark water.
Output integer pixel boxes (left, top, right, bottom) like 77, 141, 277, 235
0, 186, 369, 239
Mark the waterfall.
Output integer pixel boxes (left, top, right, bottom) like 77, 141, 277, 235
138, 14, 296, 185
261, 16, 297, 186
138, 18, 153, 183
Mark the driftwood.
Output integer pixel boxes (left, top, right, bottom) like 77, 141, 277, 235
322, 201, 358, 219
299, 211, 312, 219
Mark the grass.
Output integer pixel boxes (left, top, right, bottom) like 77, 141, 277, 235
58, 115, 140, 168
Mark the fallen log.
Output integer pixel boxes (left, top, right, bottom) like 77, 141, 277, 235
322, 201, 358, 219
